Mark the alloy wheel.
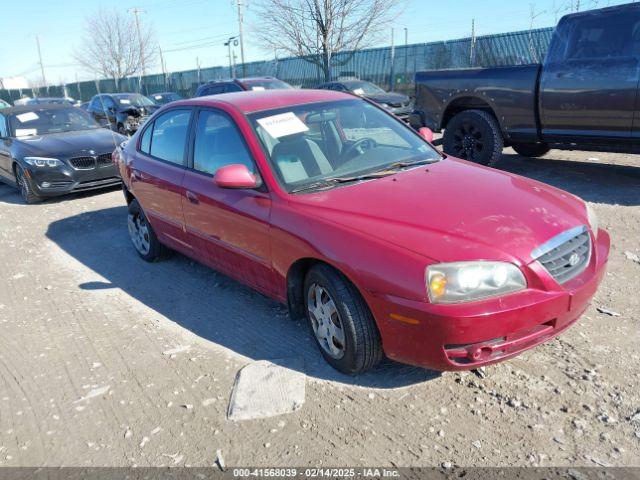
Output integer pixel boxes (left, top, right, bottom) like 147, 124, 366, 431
128, 212, 151, 256
307, 284, 346, 359
452, 122, 484, 161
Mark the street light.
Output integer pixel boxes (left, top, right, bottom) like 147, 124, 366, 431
225, 36, 239, 78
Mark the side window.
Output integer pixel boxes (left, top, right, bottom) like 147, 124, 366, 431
561, 13, 639, 61
149, 109, 192, 165
0, 115, 7, 137
89, 97, 102, 110
225, 83, 243, 93
193, 110, 255, 176
139, 123, 153, 154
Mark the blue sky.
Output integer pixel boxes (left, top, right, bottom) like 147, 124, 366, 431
0, 0, 629, 85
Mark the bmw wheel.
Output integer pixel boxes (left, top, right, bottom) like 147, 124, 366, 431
15, 164, 41, 204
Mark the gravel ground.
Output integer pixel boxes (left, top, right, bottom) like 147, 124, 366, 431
0, 148, 638, 468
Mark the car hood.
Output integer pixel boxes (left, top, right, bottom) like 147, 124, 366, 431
15, 129, 127, 159
290, 158, 588, 265
364, 92, 411, 106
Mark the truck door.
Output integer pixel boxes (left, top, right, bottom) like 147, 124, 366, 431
539, 8, 640, 141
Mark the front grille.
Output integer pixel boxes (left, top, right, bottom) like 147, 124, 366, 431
96, 153, 113, 166
533, 226, 591, 284
69, 156, 96, 170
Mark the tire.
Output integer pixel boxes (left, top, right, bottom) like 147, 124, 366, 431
127, 199, 169, 262
303, 264, 383, 375
14, 164, 41, 204
512, 142, 551, 158
443, 109, 504, 166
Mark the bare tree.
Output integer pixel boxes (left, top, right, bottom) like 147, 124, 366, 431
73, 9, 156, 88
252, 0, 405, 82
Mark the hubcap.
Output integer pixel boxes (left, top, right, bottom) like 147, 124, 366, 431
307, 284, 346, 359
128, 212, 151, 255
453, 123, 484, 161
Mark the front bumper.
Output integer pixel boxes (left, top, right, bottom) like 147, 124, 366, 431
23, 162, 121, 197
367, 230, 610, 371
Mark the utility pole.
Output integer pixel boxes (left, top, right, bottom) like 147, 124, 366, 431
404, 27, 408, 86
159, 46, 167, 90
470, 19, 476, 67
225, 36, 238, 78
390, 28, 395, 91
130, 8, 147, 92
36, 35, 48, 94
237, 0, 246, 77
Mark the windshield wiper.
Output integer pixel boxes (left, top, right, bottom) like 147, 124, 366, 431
374, 157, 436, 173
290, 172, 396, 194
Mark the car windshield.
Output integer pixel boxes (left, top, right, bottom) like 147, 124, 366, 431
345, 81, 386, 96
150, 93, 181, 105
243, 79, 294, 91
250, 99, 441, 193
114, 94, 155, 107
9, 107, 101, 137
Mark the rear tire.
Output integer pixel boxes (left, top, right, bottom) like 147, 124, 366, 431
303, 264, 383, 375
127, 199, 170, 262
14, 164, 41, 204
512, 143, 551, 158
443, 109, 504, 166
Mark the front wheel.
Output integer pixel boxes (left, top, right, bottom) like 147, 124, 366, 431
15, 164, 41, 204
304, 265, 383, 375
443, 110, 504, 166
127, 199, 169, 262
511, 143, 551, 158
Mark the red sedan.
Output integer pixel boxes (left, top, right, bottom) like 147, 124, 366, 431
115, 89, 609, 375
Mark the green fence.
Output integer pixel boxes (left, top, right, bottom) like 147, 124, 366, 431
0, 27, 554, 104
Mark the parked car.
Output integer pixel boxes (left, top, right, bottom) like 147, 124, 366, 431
194, 77, 293, 97
78, 102, 90, 111
148, 92, 183, 106
0, 99, 10, 109
115, 89, 608, 375
87, 93, 160, 135
0, 104, 126, 203
410, 3, 640, 165
18, 97, 76, 106
317, 80, 413, 121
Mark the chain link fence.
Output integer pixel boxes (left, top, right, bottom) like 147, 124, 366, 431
0, 27, 554, 104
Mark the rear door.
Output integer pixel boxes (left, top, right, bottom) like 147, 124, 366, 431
539, 8, 640, 141
181, 107, 275, 295
129, 108, 193, 253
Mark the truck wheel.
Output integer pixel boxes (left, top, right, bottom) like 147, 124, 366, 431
512, 143, 551, 158
443, 110, 503, 166
304, 264, 383, 375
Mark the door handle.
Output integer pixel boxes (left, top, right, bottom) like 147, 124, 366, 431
186, 190, 199, 204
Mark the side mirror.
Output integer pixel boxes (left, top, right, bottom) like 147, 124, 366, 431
214, 164, 258, 189
418, 127, 434, 143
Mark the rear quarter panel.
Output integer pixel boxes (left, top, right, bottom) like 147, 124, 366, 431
415, 65, 542, 142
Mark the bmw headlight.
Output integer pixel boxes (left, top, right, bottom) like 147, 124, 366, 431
427, 261, 527, 304
24, 157, 64, 168
586, 204, 599, 239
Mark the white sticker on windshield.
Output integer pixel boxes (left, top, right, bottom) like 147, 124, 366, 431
119, 99, 131, 104
16, 112, 39, 123
155, 95, 163, 100
15, 128, 38, 137
257, 112, 308, 139
353, 88, 365, 96
251, 86, 266, 91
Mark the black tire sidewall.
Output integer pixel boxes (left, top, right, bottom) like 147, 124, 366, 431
128, 199, 163, 262
15, 164, 40, 204
512, 143, 551, 158
443, 110, 503, 166
303, 266, 381, 375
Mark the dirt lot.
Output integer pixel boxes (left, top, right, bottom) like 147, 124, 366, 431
0, 148, 638, 468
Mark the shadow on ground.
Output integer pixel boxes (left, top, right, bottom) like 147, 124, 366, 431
495, 153, 640, 206
45, 204, 440, 389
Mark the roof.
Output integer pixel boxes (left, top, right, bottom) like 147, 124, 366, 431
202, 76, 276, 85
0, 103, 78, 115
174, 89, 353, 114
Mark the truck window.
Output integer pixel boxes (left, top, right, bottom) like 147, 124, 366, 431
552, 12, 640, 62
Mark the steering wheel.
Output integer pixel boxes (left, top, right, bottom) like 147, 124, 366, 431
341, 137, 378, 161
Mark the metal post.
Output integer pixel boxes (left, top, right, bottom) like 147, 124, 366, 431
237, 0, 246, 77
404, 27, 408, 88
470, 19, 476, 67
36, 35, 48, 94
390, 28, 395, 91
131, 8, 147, 93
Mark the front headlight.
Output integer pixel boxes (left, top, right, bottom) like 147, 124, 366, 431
24, 157, 63, 168
427, 261, 527, 304
586, 204, 599, 239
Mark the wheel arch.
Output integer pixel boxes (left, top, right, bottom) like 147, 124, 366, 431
441, 95, 500, 131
